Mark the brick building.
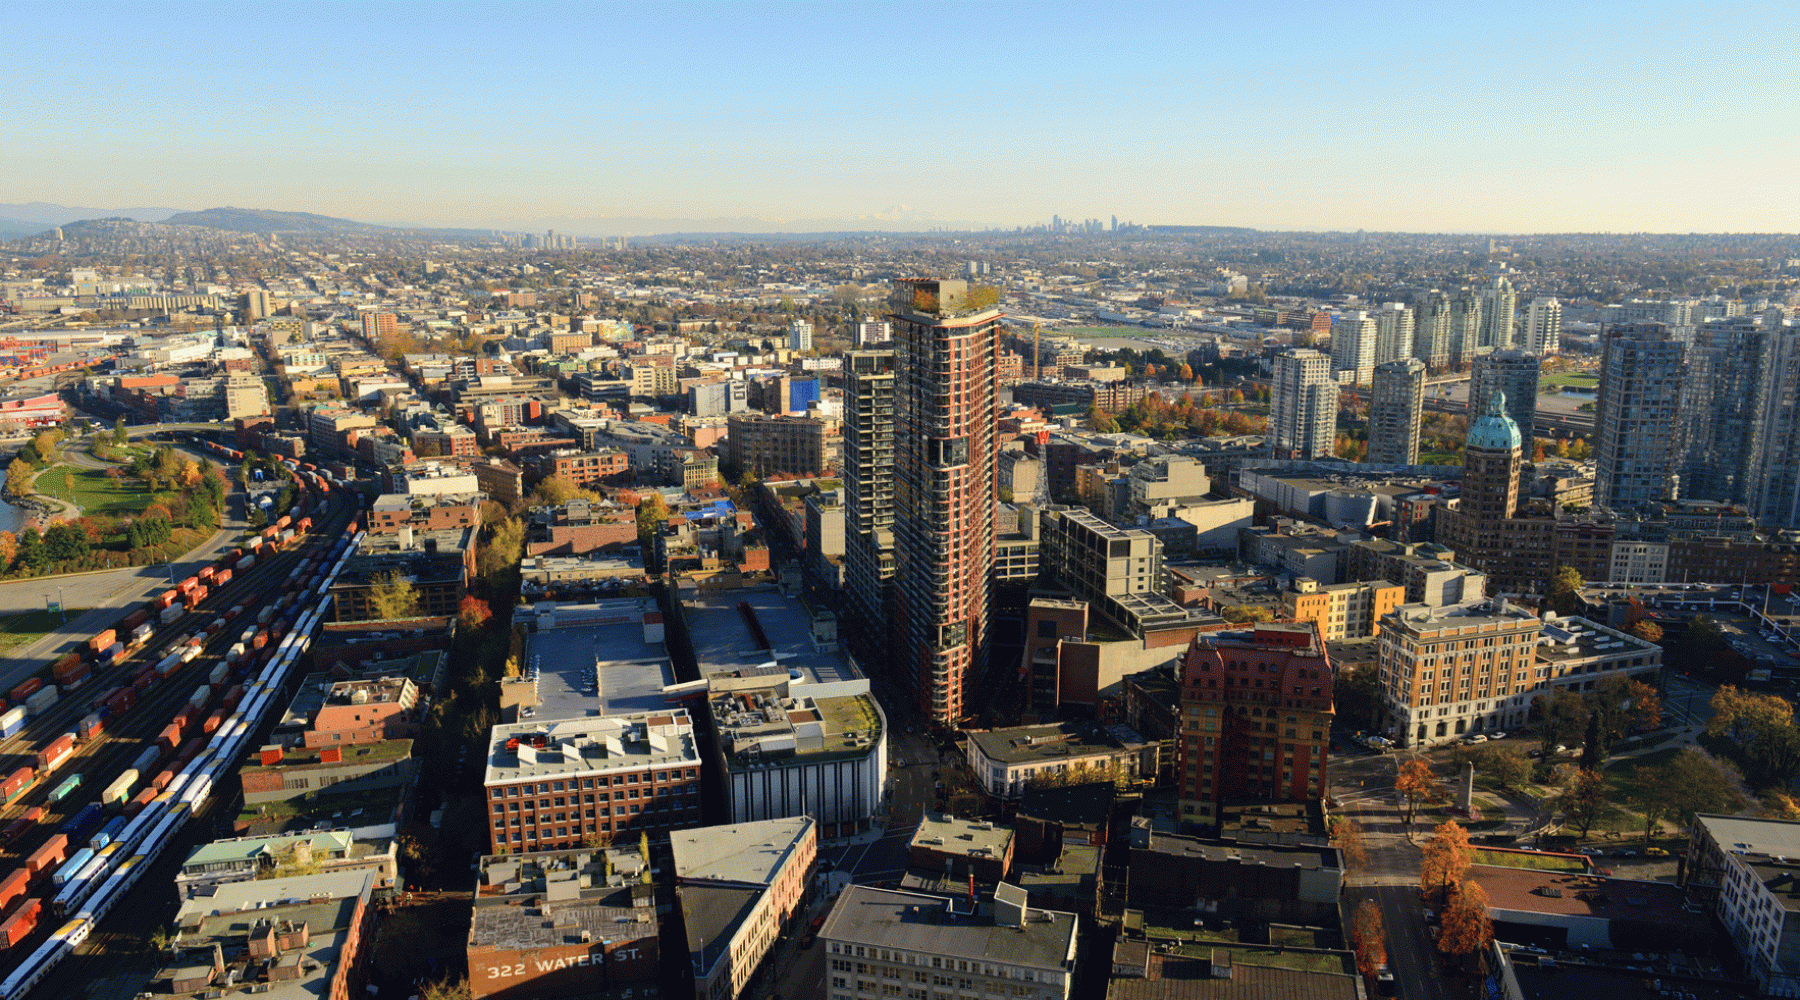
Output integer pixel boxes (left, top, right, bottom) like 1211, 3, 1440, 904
1176, 622, 1335, 828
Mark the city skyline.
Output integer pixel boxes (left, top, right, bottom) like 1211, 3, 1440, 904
5, 3, 1797, 234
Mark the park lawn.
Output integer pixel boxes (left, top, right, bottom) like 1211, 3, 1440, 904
1419, 451, 1464, 466
1603, 746, 1686, 803
1540, 373, 1600, 389
31, 464, 156, 516
1612, 731, 1679, 755
0, 608, 89, 651
1471, 848, 1586, 871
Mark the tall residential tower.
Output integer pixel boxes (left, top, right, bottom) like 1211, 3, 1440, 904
1369, 358, 1426, 465
889, 280, 1001, 725
1268, 348, 1336, 460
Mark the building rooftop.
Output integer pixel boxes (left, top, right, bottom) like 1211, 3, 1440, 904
682, 586, 858, 686
821, 885, 1076, 972
912, 814, 1014, 860
1106, 955, 1361, 1000
469, 889, 654, 949
1387, 596, 1540, 632
1016, 783, 1115, 829
1696, 814, 1800, 862
967, 720, 1152, 767
670, 816, 813, 887
180, 830, 355, 872
1534, 613, 1659, 666
484, 711, 698, 786
476, 846, 654, 900
522, 598, 675, 720
1474, 864, 1710, 932
679, 883, 761, 978
1142, 832, 1336, 870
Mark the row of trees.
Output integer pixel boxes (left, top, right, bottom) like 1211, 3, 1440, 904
1086, 392, 1269, 439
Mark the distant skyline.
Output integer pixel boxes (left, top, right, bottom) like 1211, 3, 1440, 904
5, 2, 1797, 235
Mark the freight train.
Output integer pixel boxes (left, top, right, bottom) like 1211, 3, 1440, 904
0, 527, 364, 998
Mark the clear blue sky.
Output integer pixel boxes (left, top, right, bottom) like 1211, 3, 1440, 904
5, 1, 1795, 233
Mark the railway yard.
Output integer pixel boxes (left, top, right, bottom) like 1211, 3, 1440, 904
0, 450, 365, 999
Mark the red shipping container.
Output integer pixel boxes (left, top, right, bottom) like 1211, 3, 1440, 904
149, 769, 174, 792
1, 768, 32, 803
125, 787, 156, 817
215, 568, 232, 586
57, 666, 91, 690
201, 711, 224, 735
177, 576, 199, 593
7, 678, 40, 704
90, 687, 121, 712
77, 716, 103, 741
251, 632, 268, 651
51, 653, 83, 677
154, 590, 178, 611
106, 689, 134, 716
197, 567, 216, 584
0, 871, 26, 912
0, 898, 40, 947
222, 685, 244, 712
87, 629, 116, 653
157, 723, 182, 752
176, 737, 205, 766
23, 834, 67, 878
34, 734, 73, 771
0, 807, 41, 845
132, 673, 155, 696
120, 609, 148, 631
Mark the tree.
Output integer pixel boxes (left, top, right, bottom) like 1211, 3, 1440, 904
367, 569, 422, 620
1350, 900, 1386, 982
1479, 744, 1531, 791
1588, 675, 1662, 752
458, 595, 493, 631
1547, 566, 1583, 615
1762, 791, 1800, 821
1629, 749, 1742, 846
1628, 620, 1664, 645
417, 978, 470, 1000
1329, 816, 1368, 869
1395, 758, 1446, 827
1532, 688, 1587, 757
1556, 767, 1608, 838
477, 517, 525, 579
1437, 879, 1494, 957
1178, 363, 1195, 382
529, 474, 589, 506
1708, 685, 1794, 742
1420, 819, 1474, 905
113, 416, 128, 445
1580, 711, 1604, 769
0, 531, 15, 573
635, 492, 671, 551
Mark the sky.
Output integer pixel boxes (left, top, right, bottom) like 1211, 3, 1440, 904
3, 1, 1796, 235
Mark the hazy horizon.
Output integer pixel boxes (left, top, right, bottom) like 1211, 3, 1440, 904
6, 2, 1796, 234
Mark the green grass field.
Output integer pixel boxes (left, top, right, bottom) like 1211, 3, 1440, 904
1540, 373, 1600, 389
0, 608, 88, 651
31, 465, 154, 516
1471, 848, 1586, 871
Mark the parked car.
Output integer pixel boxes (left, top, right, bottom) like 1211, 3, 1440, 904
1553, 744, 1569, 754
1645, 847, 1671, 857
1527, 748, 1545, 759
1464, 734, 1488, 744
1612, 849, 1638, 858
1488, 731, 1507, 740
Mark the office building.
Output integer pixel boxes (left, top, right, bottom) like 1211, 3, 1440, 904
1372, 301, 1415, 365
1329, 310, 1376, 384
1412, 290, 1452, 370
1751, 321, 1800, 528
820, 885, 1078, 1000
965, 720, 1156, 801
1368, 358, 1426, 465
842, 351, 897, 653
1376, 597, 1541, 746
725, 414, 832, 479
674, 817, 817, 1000
1175, 622, 1335, 828
1477, 275, 1516, 350
1522, 297, 1562, 356
1267, 348, 1335, 460
161, 871, 375, 1000
360, 312, 396, 342
482, 712, 702, 853
1469, 349, 1540, 447
889, 279, 1001, 725
1682, 814, 1800, 997
789, 319, 813, 352
1595, 323, 1685, 509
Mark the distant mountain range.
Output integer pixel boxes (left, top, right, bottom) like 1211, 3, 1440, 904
2, 201, 994, 242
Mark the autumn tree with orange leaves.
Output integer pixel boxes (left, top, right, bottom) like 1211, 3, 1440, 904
1437, 879, 1494, 957
1351, 900, 1386, 980
1419, 819, 1474, 906
1395, 758, 1446, 827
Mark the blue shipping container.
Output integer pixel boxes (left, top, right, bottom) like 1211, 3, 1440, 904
0, 716, 22, 739
91, 816, 126, 851
51, 847, 94, 887
59, 803, 102, 842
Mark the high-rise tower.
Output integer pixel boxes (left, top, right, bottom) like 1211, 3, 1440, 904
1331, 311, 1377, 385
1477, 276, 1516, 351
843, 350, 897, 659
1679, 317, 1771, 505
1373, 302, 1415, 366
1595, 323, 1685, 509
889, 279, 1001, 725
1447, 290, 1483, 369
1470, 350, 1541, 449
1369, 358, 1426, 465
1522, 297, 1562, 356
1268, 348, 1336, 460
1412, 291, 1452, 370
